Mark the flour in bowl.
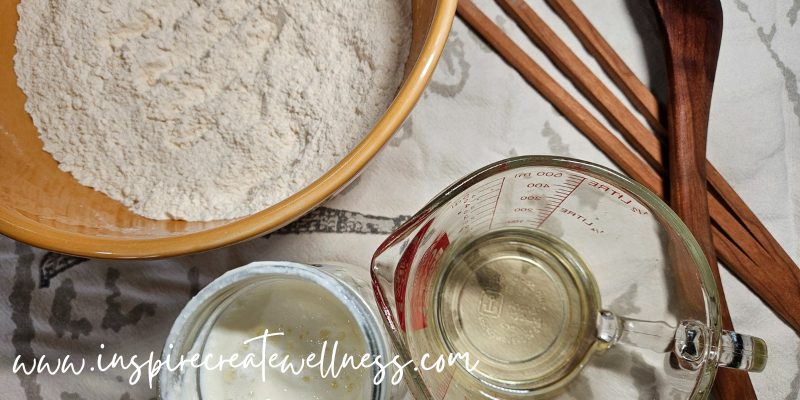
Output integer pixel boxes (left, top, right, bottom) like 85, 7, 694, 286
14, 0, 411, 221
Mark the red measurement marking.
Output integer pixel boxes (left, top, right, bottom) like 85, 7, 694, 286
477, 193, 499, 202
476, 192, 500, 202
564, 161, 591, 172
472, 209, 493, 220
392, 219, 433, 332
529, 174, 585, 228
471, 201, 495, 213
478, 184, 502, 194
411, 232, 450, 331
631, 207, 649, 216
437, 367, 455, 400
587, 180, 634, 204
470, 219, 491, 230
473, 177, 504, 192
488, 177, 506, 230
558, 207, 595, 226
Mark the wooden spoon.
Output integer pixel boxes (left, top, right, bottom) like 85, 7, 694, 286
649, 0, 758, 398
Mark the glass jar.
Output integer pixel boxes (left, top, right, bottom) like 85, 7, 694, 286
157, 261, 406, 400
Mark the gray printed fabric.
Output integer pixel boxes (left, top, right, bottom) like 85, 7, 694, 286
2, 0, 800, 398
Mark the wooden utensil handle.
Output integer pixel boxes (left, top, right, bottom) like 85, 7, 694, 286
652, 0, 721, 259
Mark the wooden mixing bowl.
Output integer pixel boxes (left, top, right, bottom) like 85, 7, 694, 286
0, 0, 457, 259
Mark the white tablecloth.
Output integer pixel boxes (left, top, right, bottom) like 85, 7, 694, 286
2, 0, 799, 398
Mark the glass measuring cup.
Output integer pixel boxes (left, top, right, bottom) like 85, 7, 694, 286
371, 156, 767, 399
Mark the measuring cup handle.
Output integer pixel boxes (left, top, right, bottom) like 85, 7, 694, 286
597, 311, 675, 353
712, 330, 768, 372
597, 312, 768, 372
673, 321, 768, 372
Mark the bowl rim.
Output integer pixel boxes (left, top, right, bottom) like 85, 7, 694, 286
0, 0, 458, 259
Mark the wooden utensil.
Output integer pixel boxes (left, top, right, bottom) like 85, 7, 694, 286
649, 0, 757, 398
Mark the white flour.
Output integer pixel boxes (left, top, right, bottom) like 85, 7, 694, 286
14, 0, 411, 221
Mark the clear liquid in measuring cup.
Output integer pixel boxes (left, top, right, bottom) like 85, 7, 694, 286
433, 227, 599, 392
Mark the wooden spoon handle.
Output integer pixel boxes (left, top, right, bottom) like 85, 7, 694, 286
652, 0, 719, 257
650, 0, 758, 398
